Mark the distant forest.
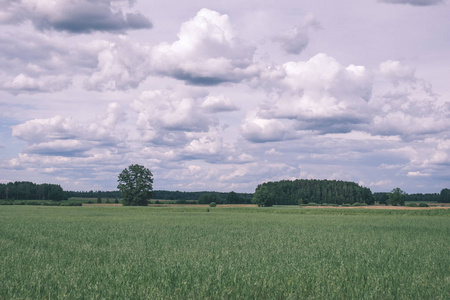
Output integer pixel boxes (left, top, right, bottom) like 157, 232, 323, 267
1, 181, 448, 203
374, 192, 439, 204
0, 181, 65, 201
252, 179, 449, 205
253, 179, 374, 206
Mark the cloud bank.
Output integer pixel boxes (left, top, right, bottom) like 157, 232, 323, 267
0, 0, 152, 33
1, 3, 449, 193
379, 0, 444, 6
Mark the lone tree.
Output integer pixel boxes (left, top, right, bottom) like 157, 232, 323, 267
117, 164, 153, 206
252, 184, 275, 207
388, 187, 406, 206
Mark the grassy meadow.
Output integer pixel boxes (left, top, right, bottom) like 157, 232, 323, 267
1, 206, 449, 299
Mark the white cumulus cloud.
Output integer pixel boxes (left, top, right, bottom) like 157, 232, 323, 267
2, 73, 71, 94
245, 53, 373, 138
201, 95, 239, 113
11, 102, 127, 156
241, 111, 294, 143
151, 8, 258, 85
273, 13, 321, 55
85, 37, 152, 91
370, 61, 450, 139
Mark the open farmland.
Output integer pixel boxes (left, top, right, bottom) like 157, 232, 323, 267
1, 206, 449, 299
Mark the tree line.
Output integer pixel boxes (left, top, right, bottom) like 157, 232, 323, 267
252, 179, 374, 207
374, 189, 450, 204
115, 164, 254, 206
66, 189, 253, 204
0, 181, 65, 201
157, 190, 253, 204
65, 190, 121, 199
197, 191, 253, 204
2, 174, 448, 206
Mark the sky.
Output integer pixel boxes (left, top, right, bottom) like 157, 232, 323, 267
0, 0, 449, 194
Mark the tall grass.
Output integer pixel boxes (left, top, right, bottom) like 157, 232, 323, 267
1, 206, 449, 299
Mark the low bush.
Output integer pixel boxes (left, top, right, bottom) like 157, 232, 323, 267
26, 201, 41, 206
210, 202, 217, 207
44, 202, 61, 206
352, 202, 365, 206
418, 203, 429, 207
342, 203, 352, 207
407, 203, 418, 207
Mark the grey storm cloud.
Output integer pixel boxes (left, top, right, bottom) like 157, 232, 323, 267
0, 0, 152, 33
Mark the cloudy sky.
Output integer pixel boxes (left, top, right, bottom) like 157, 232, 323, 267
1, 0, 449, 194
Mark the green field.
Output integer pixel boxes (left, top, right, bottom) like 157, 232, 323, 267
1, 206, 449, 299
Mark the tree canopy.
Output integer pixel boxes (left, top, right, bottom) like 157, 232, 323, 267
440, 188, 450, 203
117, 164, 153, 206
387, 188, 406, 206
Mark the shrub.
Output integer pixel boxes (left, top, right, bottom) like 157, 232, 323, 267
407, 203, 418, 207
352, 202, 365, 206
321, 203, 329, 206
42, 202, 57, 206
27, 201, 41, 205
298, 198, 308, 205
210, 202, 217, 207
60, 202, 81, 206
155, 200, 161, 204
418, 203, 429, 207
342, 203, 351, 207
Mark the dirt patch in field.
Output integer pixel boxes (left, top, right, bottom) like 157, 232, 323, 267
82, 203, 122, 207
302, 205, 450, 210
147, 204, 258, 208
82, 203, 448, 209
82, 203, 258, 208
